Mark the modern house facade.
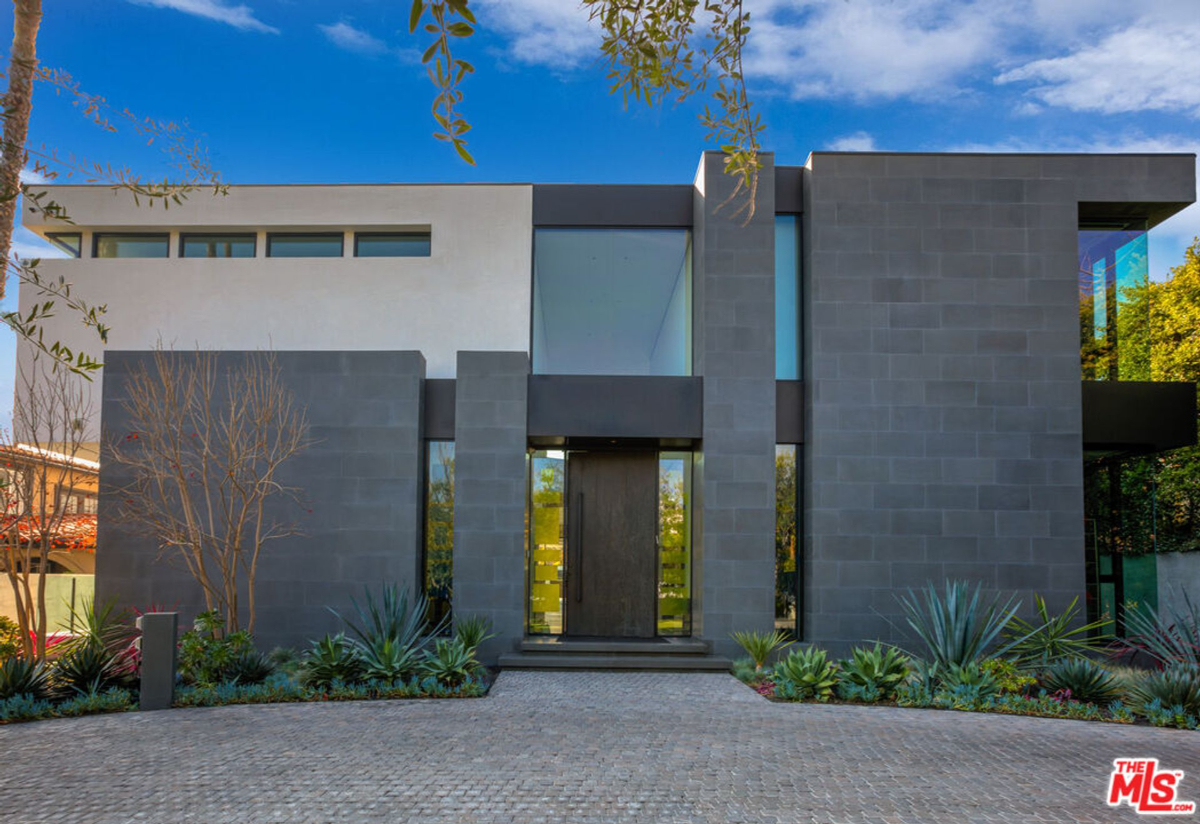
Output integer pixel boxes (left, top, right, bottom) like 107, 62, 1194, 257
20, 151, 1197, 663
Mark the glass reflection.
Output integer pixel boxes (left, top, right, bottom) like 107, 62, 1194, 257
533, 229, 692, 375
775, 444, 798, 637
658, 453, 692, 636
528, 450, 565, 635
424, 441, 455, 626
1079, 224, 1150, 380
775, 215, 801, 379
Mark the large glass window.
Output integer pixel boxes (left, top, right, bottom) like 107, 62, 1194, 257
533, 228, 692, 375
267, 233, 344, 258
355, 232, 431, 257
775, 215, 801, 379
424, 441, 455, 627
181, 233, 256, 258
775, 444, 799, 638
657, 452, 692, 636
528, 450, 565, 635
94, 233, 169, 259
1079, 223, 1150, 380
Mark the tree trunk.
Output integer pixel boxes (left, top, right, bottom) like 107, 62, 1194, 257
0, 0, 43, 298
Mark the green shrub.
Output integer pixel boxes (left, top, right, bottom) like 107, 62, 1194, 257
454, 615, 496, 654
225, 649, 275, 685
979, 658, 1037, 695
301, 633, 363, 688
0, 615, 21, 661
896, 580, 1023, 670
939, 662, 1001, 702
1131, 665, 1200, 717
358, 637, 421, 682
178, 611, 255, 686
731, 629, 792, 673
1040, 658, 1124, 705
773, 646, 837, 702
837, 644, 909, 700
267, 647, 302, 677
0, 656, 50, 701
1004, 595, 1112, 670
421, 638, 477, 687
0, 693, 55, 722
56, 688, 135, 718
730, 657, 760, 684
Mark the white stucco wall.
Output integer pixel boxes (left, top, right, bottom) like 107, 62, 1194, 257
18, 184, 534, 433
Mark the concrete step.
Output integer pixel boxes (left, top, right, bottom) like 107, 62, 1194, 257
498, 652, 732, 671
518, 637, 712, 655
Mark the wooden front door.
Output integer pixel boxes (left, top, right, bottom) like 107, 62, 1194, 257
566, 451, 658, 638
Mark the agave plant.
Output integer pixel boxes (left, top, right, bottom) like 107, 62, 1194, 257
454, 615, 496, 654
838, 644, 909, 699
52, 644, 128, 696
940, 662, 1001, 701
1005, 595, 1112, 670
1040, 658, 1124, 705
773, 646, 838, 701
731, 629, 793, 672
1122, 591, 1200, 667
422, 638, 477, 687
301, 633, 363, 688
1131, 664, 1200, 716
358, 637, 422, 683
896, 580, 1025, 670
334, 584, 446, 663
225, 649, 276, 685
0, 656, 51, 701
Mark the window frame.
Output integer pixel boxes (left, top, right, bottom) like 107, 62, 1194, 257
45, 232, 82, 259
353, 231, 432, 258
179, 232, 258, 259
92, 232, 171, 259
265, 232, 345, 258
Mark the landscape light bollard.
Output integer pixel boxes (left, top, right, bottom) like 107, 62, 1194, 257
136, 612, 178, 711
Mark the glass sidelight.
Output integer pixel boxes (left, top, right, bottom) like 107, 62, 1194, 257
657, 453, 692, 636
528, 450, 566, 634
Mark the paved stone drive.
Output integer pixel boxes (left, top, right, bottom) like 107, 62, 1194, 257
2, 671, 1198, 823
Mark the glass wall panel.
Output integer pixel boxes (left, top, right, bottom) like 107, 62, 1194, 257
528, 450, 565, 635
1079, 223, 1150, 380
355, 232, 431, 257
46, 232, 82, 258
424, 441, 455, 627
180, 233, 256, 258
775, 215, 801, 379
267, 233, 344, 258
657, 452, 692, 636
94, 233, 169, 258
533, 229, 692, 375
775, 444, 799, 638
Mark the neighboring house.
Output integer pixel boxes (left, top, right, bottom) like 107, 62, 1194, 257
19, 151, 1197, 664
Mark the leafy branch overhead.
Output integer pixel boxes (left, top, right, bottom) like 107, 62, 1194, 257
409, 0, 476, 166
410, 0, 763, 218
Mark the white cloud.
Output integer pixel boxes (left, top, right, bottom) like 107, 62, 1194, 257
319, 21, 388, 55
826, 131, 879, 151
18, 168, 48, 185
472, 0, 597, 69
9, 226, 69, 262
128, 0, 278, 34
996, 21, 1200, 117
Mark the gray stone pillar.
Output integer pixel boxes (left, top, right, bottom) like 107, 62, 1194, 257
137, 612, 178, 711
452, 351, 530, 663
693, 152, 778, 657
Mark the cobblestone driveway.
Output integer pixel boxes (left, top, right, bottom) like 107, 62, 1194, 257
2, 671, 1198, 823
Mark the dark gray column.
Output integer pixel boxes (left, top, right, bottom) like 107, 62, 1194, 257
693, 152, 778, 657
136, 612, 177, 711
98, 351, 427, 651
452, 351, 530, 663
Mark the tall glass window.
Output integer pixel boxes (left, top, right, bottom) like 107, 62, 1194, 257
528, 450, 565, 635
1079, 223, 1150, 380
424, 441, 455, 626
94, 233, 169, 258
775, 444, 799, 638
775, 215, 801, 379
657, 452, 692, 636
180, 233, 256, 258
533, 229, 692, 375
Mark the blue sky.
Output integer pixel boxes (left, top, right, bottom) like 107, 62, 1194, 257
2, 0, 1199, 427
